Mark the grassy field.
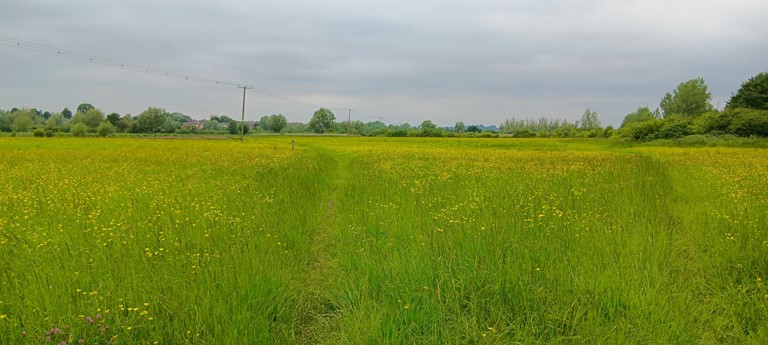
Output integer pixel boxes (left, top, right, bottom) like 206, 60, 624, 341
0, 137, 766, 344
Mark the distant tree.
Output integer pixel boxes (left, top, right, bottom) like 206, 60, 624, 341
217, 115, 234, 123
308, 108, 335, 133
420, 120, 437, 130
578, 108, 601, 130
42, 111, 52, 120
660, 78, 713, 117
97, 121, 116, 137
168, 112, 192, 124
135, 107, 168, 133
727, 72, 768, 110
338, 120, 364, 135
62, 107, 73, 119
620, 107, 658, 128
77, 103, 95, 114
12, 113, 34, 132
83, 108, 106, 129
258, 115, 271, 131
202, 120, 221, 131
454, 121, 465, 133
363, 121, 386, 135
106, 113, 121, 126
116, 114, 133, 133
47, 113, 66, 129
269, 114, 287, 133
227, 120, 249, 135
467, 125, 481, 133
0, 110, 12, 132
71, 123, 88, 137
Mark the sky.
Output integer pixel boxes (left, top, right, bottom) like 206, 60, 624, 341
1, 0, 767, 127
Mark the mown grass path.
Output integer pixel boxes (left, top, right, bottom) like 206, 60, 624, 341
294, 145, 352, 344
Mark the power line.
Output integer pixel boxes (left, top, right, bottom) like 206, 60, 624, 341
0, 34, 346, 111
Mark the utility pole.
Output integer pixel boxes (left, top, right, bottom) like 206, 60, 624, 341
346, 108, 353, 136
238, 85, 253, 142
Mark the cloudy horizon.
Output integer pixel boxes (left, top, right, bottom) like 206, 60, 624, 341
2, 0, 766, 127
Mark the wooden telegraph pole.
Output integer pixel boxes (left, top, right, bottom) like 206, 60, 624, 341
238, 85, 253, 142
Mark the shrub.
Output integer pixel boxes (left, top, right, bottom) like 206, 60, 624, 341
71, 123, 88, 137
33, 128, 46, 137
97, 122, 116, 137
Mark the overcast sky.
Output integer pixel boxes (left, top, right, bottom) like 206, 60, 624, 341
1, 0, 766, 126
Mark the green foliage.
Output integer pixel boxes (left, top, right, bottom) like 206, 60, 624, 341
337, 120, 364, 135
71, 123, 88, 137
723, 108, 768, 137
11, 111, 35, 132
578, 108, 601, 129
512, 128, 536, 137
420, 120, 437, 130
454, 121, 465, 133
83, 108, 106, 129
168, 112, 192, 124
77, 103, 94, 114
227, 120, 250, 135
620, 107, 658, 128
47, 113, 66, 129
258, 115, 271, 131
106, 113, 121, 126
658, 115, 692, 139
660, 78, 714, 117
500, 117, 575, 135
203, 120, 221, 131
269, 114, 288, 133
62, 107, 73, 119
33, 127, 46, 137
620, 118, 664, 140
228, 120, 240, 135
727, 72, 768, 110
116, 114, 133, 133
308, 108, 335, 133
135, 107, 169, 133
97, 121, 116, 137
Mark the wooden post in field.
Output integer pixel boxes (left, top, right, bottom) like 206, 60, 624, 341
238, 85, 253, 142
346, 108, 353, 136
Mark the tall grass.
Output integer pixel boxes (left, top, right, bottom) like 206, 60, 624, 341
0, 137, 766, 343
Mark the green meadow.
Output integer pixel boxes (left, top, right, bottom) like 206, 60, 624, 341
0, 137, 766, 344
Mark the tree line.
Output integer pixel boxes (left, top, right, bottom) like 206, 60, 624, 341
0, 105, 502, 138
3, 72, 765, 139
496, 72, 768, 139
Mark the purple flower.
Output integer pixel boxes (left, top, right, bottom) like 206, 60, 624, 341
96, 313, 102, 319
86, 316, 94, 324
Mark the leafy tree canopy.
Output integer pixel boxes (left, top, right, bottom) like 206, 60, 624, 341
308, 108, 335, 133
420, 120, 437, 130
77, 103, 95, 114
578, 108, 601, 130
727, 72, 768, 110
660, 78, 713, 117
620, 107, 658, 128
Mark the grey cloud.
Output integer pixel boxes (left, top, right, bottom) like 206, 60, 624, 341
2, 0, 767, 126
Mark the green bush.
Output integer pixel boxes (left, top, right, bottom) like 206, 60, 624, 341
71, 123, 88, 137
97, 122, 116, 137
33, 128, 46, 137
